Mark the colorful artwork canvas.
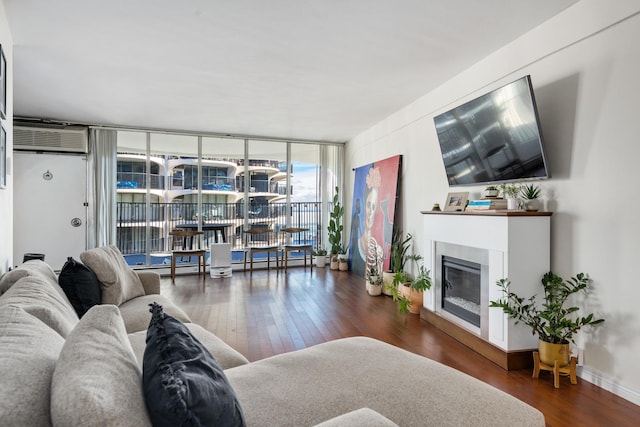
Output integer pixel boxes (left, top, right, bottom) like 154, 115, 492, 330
349, 155, 402, 277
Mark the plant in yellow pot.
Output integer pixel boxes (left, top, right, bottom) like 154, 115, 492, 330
490, 271, 604, 367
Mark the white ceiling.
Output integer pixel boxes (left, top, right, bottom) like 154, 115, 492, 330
4, 0, 577, 142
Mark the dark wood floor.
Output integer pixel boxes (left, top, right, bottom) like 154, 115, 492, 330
162, 267, 639, 427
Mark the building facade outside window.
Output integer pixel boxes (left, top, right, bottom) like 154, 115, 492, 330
116, 130, 342, 267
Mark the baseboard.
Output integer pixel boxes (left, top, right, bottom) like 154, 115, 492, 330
578, 366, 640, 406
420, 307, 533, 370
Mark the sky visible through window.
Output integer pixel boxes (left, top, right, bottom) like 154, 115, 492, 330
291, 161, 319, 202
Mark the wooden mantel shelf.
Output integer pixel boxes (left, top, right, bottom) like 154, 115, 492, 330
420, 210, 553, 217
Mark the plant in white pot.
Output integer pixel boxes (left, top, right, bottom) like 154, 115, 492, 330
313, 249, 327, 267
520, 183, 542, 212
366, 267, 383, 296
489, 271, 604, 368
383, 229, 413, 296
498, 183, 522, 210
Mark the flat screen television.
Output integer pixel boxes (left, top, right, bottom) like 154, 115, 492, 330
433, 75, 550, 186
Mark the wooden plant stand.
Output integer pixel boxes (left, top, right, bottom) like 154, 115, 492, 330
532, 351, 578, 388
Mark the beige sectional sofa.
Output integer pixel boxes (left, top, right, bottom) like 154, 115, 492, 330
0, 246, 545, 426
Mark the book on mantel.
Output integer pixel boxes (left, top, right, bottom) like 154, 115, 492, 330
466, 198, 508, 210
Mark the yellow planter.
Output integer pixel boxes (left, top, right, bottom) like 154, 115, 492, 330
538, 339, 571, 367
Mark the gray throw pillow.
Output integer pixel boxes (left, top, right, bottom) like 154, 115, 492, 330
51, 305, 151, 427
80, 245, 145, 305
143, 303, 246, 427
0, 305, 65, 426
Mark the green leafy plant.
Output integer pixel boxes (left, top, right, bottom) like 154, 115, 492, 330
390, 229, 413, 273
328, 186, 344, 255
411, 263, 432, 292
312, 248, 327, 256
489, 271, 604, 344
390, 247, 431, 314
520, 183, 541, 200
394, 293, 411, 314
498, 183, 521, 198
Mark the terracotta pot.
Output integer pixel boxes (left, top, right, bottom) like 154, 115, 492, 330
538, 339, 571, 367
382, 271, 395, 296
401, 284, 423, 314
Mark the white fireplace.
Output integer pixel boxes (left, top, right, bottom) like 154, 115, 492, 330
421, 211, 551, 357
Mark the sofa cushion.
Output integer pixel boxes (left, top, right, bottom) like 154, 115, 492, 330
0, 268, 29, 295
0, 275, 79, 337
314, 408, 399, 427
226, 336, 545, 427
80, 245, 146, 306
0, 305, 65, 427
0, 260, 62, 298
129, 321, 249, 370
58, 257, 102, 317
118, 294, 192, 333
143, 303, 246, 427
51, 304, 151, 427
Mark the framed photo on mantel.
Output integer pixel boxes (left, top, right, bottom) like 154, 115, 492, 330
0, 44, 6, 120
444, 192, 469, 212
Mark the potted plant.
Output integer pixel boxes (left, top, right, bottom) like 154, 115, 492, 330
489, 271, 604, 367
328, 186, 344, 270
381, 229, 413, 295
392, 257, 431, 314
498, 183, 522, 210
313, 249, 327, 268
330, 254, 339, 270
337, 246, 349, 271
366, 252, 380, 288
482, 185, 499, 198
366, 267, 383, 296
520, 183, 542, 212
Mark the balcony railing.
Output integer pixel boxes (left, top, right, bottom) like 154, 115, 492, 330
116, 201, 323, 266
117, 172, 164, 190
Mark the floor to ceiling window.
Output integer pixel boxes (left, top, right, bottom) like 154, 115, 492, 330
116, 130, 342, 267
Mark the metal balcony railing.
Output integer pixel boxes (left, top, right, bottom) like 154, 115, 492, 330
116, 201, 323, 266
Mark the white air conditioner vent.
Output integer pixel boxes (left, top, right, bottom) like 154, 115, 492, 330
14, 126, 89, 153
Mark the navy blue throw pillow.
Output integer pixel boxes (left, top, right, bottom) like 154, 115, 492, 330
143, 303, 246, 427
58, 257, 102, 317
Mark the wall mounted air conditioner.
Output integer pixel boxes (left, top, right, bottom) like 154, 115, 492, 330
13, 126, 89, 154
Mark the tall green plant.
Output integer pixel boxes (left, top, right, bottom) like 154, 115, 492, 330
489, 272, 604, 344
390, 229, 413, 273
328, 186, 344, 254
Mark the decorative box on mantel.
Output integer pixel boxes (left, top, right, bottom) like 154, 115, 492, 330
419, 210, 552, 370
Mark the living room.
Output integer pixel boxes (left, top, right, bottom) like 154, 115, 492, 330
1, 0, 640, 424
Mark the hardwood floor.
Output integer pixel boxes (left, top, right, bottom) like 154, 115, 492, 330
162, 267, 639, 427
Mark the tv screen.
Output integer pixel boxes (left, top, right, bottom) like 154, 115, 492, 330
434, 75, 550, 186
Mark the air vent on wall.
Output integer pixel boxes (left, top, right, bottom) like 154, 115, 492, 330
13, 126, 89, 153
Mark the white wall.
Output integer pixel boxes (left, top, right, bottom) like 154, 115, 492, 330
346, 0, 640, 404
0, 0, 13, 275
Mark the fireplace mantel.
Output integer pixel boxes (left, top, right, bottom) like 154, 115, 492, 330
420, 210, 552, 369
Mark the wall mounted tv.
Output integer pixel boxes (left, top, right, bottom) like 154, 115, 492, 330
433, 75, 550, 186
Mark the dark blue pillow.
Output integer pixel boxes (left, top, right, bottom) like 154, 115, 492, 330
58, 257, 102, 317
143, 303, 246, 427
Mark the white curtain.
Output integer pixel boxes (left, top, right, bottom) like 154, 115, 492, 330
320, 144, 344, 249
88, 128, 117, 247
